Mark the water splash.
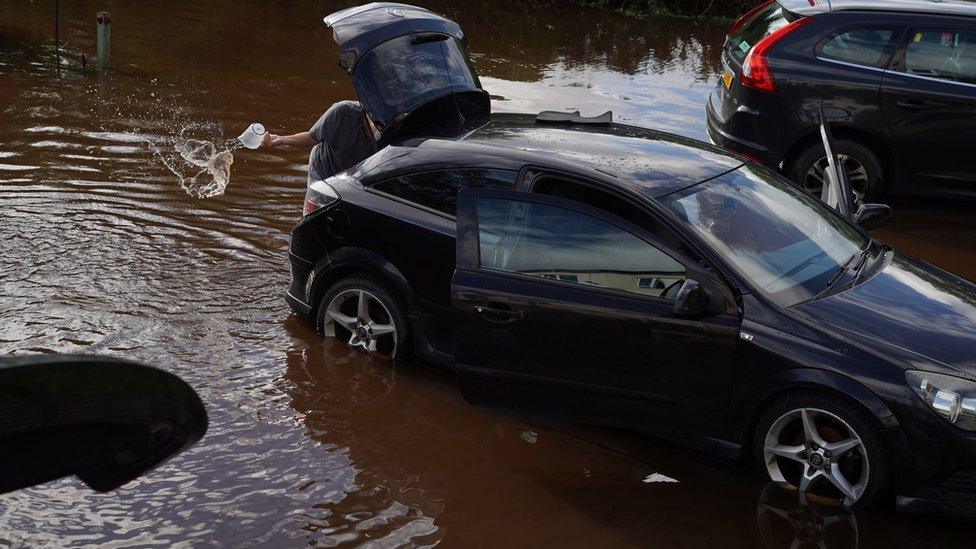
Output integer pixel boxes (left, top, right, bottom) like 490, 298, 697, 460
150, 126, 243, 199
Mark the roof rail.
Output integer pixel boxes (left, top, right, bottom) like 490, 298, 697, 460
778, 0, 976, 17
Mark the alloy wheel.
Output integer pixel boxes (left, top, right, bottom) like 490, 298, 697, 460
323, 288, 398, 357
803, 154, 869, 203
763, 407, 869, 507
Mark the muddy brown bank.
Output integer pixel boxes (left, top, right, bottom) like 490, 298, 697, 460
1, 1, 974, 546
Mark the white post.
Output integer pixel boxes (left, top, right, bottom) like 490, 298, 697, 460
96, 11, 110, 71
54, 0, 60, 76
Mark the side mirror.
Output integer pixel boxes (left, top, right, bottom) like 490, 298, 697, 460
0, 354, 207, 495
855, 203, 892, 231
673, 278, 726, 318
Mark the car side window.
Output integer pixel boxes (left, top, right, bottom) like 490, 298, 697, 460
818, 27, 897, 67
904, 28, 976, 85
532, 175, 706, 265
477, 197, 686, 299
372, 169, 517, 216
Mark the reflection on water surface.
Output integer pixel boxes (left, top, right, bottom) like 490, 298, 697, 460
1, 0, 975, 546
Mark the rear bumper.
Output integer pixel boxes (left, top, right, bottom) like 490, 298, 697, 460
706, 91, 778, 167
286, 291, 312, 319
705, 84, 809, 171
286, 250, 315, 320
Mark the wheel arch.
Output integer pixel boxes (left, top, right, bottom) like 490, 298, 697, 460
781, 125, 897, 190
732, 368, 917, 492
308, 246, 417, 321
732, 368, 903, 455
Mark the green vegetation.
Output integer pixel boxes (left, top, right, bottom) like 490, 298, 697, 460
577, 0, 756, 21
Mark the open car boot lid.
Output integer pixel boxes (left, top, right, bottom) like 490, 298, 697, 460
324, 2, 490, 142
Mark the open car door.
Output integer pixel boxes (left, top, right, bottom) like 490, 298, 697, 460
818, 107, 856, 219
450, 188, 741, 437
818, 108, 892, 230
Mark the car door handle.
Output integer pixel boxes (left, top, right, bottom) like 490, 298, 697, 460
897, 99, 930, 112
474, 304, 524, 322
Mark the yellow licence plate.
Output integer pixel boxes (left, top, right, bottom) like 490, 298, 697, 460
722, 70, 734, 89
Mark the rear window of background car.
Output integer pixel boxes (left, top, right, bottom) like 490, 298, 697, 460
818, 27, 897, 67
370, 169, 517, 216
727, 3, 799, 63
905, 28, 976, 85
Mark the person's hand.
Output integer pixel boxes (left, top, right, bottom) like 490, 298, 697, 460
260, 132, 280, 148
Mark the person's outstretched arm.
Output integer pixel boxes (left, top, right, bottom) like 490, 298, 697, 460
261, 131, 317, 148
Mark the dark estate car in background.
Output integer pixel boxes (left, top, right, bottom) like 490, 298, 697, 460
287, 3, 976, 516
708, 0, 976, 200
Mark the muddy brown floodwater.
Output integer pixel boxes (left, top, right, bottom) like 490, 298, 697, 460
1, 1, 975, 547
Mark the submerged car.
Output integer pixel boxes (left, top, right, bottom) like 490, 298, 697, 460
708, 0, 976, 201
288, 3, 976, 515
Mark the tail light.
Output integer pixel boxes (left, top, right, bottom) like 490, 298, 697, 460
729, 0, 774, 36
303, 178, 341, 216
736, 149, 763, 164
741, 16, 813, 94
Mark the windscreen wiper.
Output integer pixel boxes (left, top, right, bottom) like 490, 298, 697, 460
850, 242, 886, 286
813, 245, 868, 300
850, 247, 871, 279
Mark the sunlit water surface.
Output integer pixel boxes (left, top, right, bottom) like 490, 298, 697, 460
1, 1, 975, 547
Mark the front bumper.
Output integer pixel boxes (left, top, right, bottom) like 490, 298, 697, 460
897, 493, 976, 519
895, 418, 976, 519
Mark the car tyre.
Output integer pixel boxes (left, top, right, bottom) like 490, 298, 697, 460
787, 139, 885, 203
752, 392, 890, 510
316, 273, 410, 362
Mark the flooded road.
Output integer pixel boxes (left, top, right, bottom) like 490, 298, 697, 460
1, 1, 975, 546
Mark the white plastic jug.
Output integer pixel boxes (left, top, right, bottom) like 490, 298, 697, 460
237, 123, 266, 149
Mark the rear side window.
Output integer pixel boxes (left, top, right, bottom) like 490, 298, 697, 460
371, 169, 517, 216
904, 28, 976, 85
819, 27, 898, 67
728, 3, 801, 63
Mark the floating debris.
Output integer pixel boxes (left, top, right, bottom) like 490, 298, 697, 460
642, 473, 679, 484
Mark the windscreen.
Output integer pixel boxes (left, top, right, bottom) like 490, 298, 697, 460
727, 2, 801, 63
662, 165, 867, 306
353, 34, 480, 130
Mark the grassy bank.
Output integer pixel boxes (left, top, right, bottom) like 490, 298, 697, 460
576, 0, 755, 21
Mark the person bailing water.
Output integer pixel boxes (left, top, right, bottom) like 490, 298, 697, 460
255, 101, 382, 183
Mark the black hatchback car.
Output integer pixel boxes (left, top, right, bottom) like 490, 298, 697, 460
289, 3, 976, 515
707, 0, 976, 201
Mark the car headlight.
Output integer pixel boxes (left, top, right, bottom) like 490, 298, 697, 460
906, 371, 976, 431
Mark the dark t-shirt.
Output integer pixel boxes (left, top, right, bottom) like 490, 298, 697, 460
308, 100, 378, 180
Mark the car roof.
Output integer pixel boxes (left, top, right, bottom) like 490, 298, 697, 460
780, 0, 976, 17
355, 113, 744, 199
